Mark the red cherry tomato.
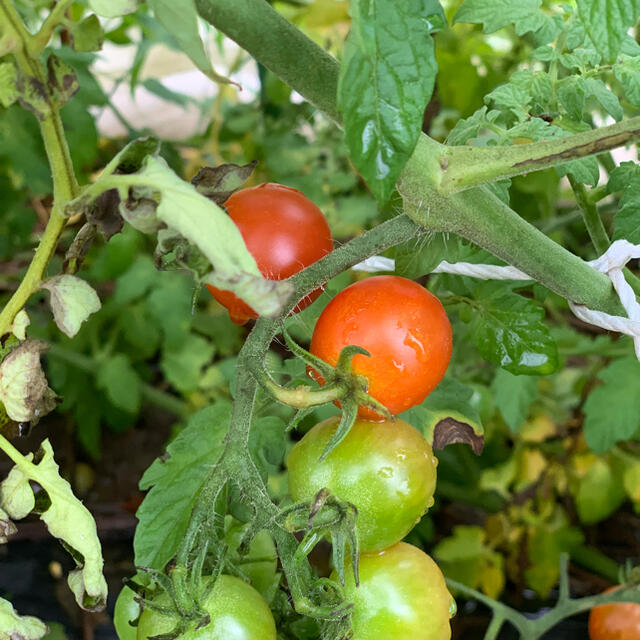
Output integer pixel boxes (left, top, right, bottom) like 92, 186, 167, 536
309, 275, 452, 419
206, 183, 333, 324
589, 587, 640, 640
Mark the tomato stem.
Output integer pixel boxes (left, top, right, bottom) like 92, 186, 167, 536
0, 2, 79, 337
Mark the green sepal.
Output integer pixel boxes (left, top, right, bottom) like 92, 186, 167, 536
282, 328, 335, 379
286, 406, 315, 433
319, 400, 358, 462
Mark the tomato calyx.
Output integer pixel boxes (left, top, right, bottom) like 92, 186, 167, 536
279, 488, 360, 591
253, 330, 393, 460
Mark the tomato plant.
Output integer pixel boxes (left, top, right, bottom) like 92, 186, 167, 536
206, 183, 333, 324
287, 415, 438, 551
136, 576, 276, 640
3, 1, 640, 640
331, 542, 455, 640
308, 275, 452, 419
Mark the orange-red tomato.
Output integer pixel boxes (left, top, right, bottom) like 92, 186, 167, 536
589, 588, 640, 640
206, 183, 333, 324
309, 275, 452, 419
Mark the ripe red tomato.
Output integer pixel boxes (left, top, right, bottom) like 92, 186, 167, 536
206, 183, 333, 324
331, 542, 455, 640
287, 415, 438, 552
589, 587, 640, 640
309, 275, 452, 419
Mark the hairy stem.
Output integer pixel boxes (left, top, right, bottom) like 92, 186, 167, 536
569, 175, 640, 296
400, 141, 623, 314
0, 6, 79, 337
194, 0, 339, 122
440, 116, 640, 193
31, 0, 74, 53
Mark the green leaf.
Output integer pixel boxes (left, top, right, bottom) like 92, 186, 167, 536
112, 255, 160, 305
491, 368, 538, 432
525, 521, 583, 597
135, 402, 231, 568
249, 416, 287, 479
584, 357, 640, 452
88, 0, 137, 18
0, 62, 18, 107
161, 334, 215, 393
556, 155, 599, 187
41, 275, 101, 338
585, 77, 623, 121
557, 76, 586, 121
141, 78, 192, 107
401, 378, 484, 454
338, 0, 444, 202
614, 56, 640, 106
149, 0, 234, 85
470, 289, 558, 375
433, 526, 504, 598
576, 0, 640, 63
614, 181, 640, 243
119, 303, 162, 359
446, 106, 497, 145
392, 234, 447, 279
71, 15, 104, 53
609, 161, 640, 192
454, 0, 559, 43
0, 599, 47, 640
95, 354, 141, 414
485, 83, 530, 119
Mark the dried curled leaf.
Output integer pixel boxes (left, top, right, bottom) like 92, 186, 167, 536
0, 463, 35, 519
0, 598, 47, 640
0, 507, 17, 544
1, 440, 107, 611
191, 161, 257, 206
0, 340, 54, 423
41, 275, 102, 338
9, 310, 30, 341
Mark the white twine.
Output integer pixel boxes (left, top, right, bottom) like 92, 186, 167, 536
353, 239, 640, 359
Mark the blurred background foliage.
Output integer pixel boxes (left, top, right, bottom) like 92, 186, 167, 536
1, 0, 640, 632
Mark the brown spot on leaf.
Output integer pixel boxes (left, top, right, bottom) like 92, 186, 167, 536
432, 418, 484, 455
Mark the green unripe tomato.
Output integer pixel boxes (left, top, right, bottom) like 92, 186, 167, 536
114, 586, 140, 640
287, 416, 438, 551
331, 542, 455, 640
136, 575, 276, 640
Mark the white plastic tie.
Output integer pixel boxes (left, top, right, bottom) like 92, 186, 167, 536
353, 239, 640, 359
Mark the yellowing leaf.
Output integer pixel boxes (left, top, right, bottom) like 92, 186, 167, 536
4, 440, 107, 611
0, 341, 51, 422
0, 598, 47, 640
0, 463, 34, 520
41, 275, 101, 338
